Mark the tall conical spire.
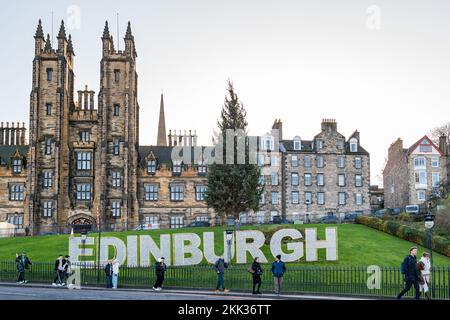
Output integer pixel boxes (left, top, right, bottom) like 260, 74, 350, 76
44, 34, 52, 51
35, 19, 44, 38
125, 21, 133, 40
57, 20, 66, 39
157, 93, 167, 146
102, 21, 110, 39
67, 34, 75, 55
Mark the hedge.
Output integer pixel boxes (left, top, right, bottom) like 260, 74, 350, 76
355, 216, 449, 257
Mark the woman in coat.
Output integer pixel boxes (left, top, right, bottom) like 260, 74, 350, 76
251, 257, 263, 294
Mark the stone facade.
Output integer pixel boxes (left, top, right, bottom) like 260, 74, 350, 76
278, 119, 371, 222
383, 135, 448, 209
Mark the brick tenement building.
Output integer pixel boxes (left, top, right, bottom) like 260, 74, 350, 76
383, 135, 448, 209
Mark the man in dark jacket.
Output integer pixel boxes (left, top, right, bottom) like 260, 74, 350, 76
397, 247, 420, 300
104, 260, 113, 289
271, 254, 286, 295
16, 252, 32, 284
153, 257, 167, 291
214, 256, 229, 293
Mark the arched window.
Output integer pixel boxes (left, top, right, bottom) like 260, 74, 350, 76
293, 136, 301, 150
350, 138, 358, 152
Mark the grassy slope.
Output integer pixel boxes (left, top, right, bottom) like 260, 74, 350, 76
0, 224, 448, 266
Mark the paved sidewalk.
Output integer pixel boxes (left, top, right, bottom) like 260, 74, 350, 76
0, 282, 373, 300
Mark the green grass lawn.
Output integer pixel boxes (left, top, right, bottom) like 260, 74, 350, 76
0, 223, 449, 266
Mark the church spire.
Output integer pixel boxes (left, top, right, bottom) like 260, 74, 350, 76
67, 34, 75, 55
35, 19, 44, 39
157, 93, 167, 146
44, 34, 52, 51
57, 20, 66, 39
102, 21, 110, 39
125, 21, 133, 40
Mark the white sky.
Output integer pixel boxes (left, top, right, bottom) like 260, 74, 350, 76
1, 0, 450, 186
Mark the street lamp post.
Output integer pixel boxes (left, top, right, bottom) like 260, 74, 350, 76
424, 201, 435, 299
225, 230, 234, 265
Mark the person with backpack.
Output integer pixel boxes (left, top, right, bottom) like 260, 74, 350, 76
214, 255, 229, 293
53, 255, 66, 286
271, 255, 286, 295
153, 257, 167, 291
248, 257, 263, 294
104, 260, 114, 289
16, 252, 32, 284
397, 247, 420, 300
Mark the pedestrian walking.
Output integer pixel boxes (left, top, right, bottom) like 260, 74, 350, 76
271, 254, 286, 295
248, 257, 263, 294
419, 252, 432, 299
62, 255, 71, 285
53, 255, 66, 286
104, 260, 113, 289
153, 257, 167, 291
112, 259, 120, 289
15, 252, 32, 284
214, 255, 229, 293
397, 247, 420, 300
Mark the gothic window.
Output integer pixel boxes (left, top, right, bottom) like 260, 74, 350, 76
46, 103, 52, 115
147, 160, 156, 174
43, 171, 53, 188
42, 201, 53, 217
77, 152, 92, 170
113, 104, 120, 116
114, 69, 120, 82
9, 184, 24, 201
170, 185, 184, 201
111, 171, 121, 187
46, 68, 53, 81
12, 159, 22, 173
113, 138, 120, 155
76, 183, 91, 200
111, 201, 121, 217
45, 138, 52, 155
195, 185, 207, 201
144, 184, 158, 201
80, 131, 90, 142
170, 216, 184, 229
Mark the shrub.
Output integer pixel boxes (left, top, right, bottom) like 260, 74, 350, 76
399, 212, 412, 222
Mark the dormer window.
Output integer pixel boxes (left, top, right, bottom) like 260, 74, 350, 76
12, 159, 22, 173
261, 135, 274, 151
419, 140, 432, 153
173, 160, 182, 174
197, 160, 207, 174
349, 138, 358, 153
316, 140, 323, 150
147, 160, 156, 174
293, 136, 301, 150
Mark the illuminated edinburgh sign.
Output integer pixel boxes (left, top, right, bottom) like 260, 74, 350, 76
69, 228, 338, 266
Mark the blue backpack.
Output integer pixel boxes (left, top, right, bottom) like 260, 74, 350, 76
400, 256, 410, 275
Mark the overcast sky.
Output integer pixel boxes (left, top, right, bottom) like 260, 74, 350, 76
1, 0, 450, 185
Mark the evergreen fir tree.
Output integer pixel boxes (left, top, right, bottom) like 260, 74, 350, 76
205, 80, 263, 225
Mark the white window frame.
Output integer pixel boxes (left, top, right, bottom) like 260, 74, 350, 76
291, 191, 299, 204
144, 184, 158, 201
317, 192, 325, 205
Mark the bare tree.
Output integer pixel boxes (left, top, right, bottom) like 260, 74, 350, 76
428, 122, 450, 144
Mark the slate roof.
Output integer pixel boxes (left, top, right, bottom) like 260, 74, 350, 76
0, 145, 28, 166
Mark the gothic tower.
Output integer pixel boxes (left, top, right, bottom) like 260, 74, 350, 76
97, 21, 140, 229
26, 20, 75, 232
